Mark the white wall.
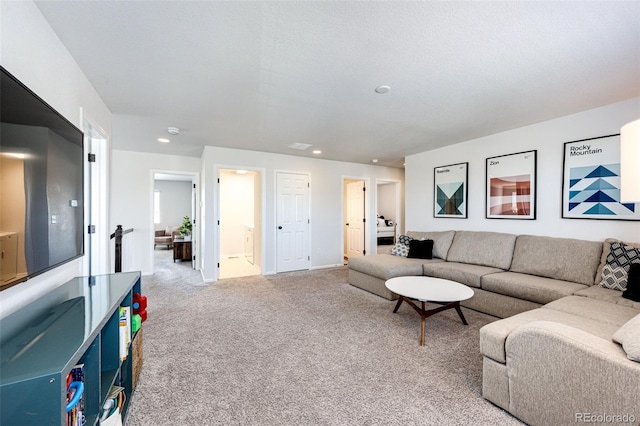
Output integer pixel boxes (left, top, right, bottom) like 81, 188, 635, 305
406, 98, 640, 243
154, 180, 192, 230
0, 1, 112, 319
111, 150, 201, 275
201, 147, 405, 281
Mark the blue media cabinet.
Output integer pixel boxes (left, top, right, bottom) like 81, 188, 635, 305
0, 272, 142, 425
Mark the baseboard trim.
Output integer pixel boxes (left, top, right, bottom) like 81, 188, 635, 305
310, 264, 343, 270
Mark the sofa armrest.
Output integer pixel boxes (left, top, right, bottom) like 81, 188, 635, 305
505, 321, 640, 425
155, 230, 165, 237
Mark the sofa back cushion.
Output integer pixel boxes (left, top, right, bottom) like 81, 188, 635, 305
406, 230, 455, 260
510, 235, 602, 285
445, 231, 516, 269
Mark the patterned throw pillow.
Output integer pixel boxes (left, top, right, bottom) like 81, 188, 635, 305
607, 242, 640, 267
398, 234, 413, 246
599, 242, 640, 291
600, 264, 629, 291
390, 242, 410, 257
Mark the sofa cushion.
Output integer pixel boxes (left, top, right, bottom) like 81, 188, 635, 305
542, 295, 639, 328
445, 231, 516, 269
573, 285, 640, 310
613, 313, 640, 362
509, 235, 602, 286
480, 307, 620, 364
481, 272, 588, 305
406, 230, 455, 260
596, 238, 640, 285
423, 262, 503, 288
347, 254, 436, 280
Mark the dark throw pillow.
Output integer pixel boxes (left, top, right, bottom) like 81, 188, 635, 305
407, 239, 434, 259
622, 263, 640, 302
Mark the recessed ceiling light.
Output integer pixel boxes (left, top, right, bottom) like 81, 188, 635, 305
167, 127, 180, 135
236, 170, 248, 175
312, 150, 322, 155
157, 138, 170, 143
372, 159, 379, 163
375, 85, 390, 94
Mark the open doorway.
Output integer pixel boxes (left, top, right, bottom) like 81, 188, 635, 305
343, 178, 367, 263
153, 172, 198, 270
218, 168, 262, 279
376, 180, 401, 253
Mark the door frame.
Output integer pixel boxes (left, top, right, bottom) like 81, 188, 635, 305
215, 164, 266, 281
274, 169, 311, 273
376, 178, 402, 242
149, 169, 201, 274
80, 109, 110, 277
342, 176, 371, 258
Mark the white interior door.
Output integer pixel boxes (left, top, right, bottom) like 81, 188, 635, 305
346, 181, 365, 258
276, 172, 310, 272
86, 126, 109, 275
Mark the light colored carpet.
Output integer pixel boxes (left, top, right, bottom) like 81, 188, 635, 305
126, 251, 522, 425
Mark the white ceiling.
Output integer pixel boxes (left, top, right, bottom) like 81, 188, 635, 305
35, 1, 640, 168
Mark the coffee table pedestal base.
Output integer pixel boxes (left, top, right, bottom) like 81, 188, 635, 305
393, 297, 468, 346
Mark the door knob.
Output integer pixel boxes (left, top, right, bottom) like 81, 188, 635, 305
346, 223, 349, 226
278, 226, 283, 229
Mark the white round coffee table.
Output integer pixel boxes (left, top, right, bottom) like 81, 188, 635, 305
385, 276, 474, 346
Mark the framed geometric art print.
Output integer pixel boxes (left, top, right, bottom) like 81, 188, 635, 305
434, 162, 468, 218
486, 150, 537, 219
562, 134, 640, 220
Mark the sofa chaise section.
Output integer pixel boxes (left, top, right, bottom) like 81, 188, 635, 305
348, 255, 438, 300
480, 294, 640, 424
348, 230, 455, 300
507, 321, 639, 425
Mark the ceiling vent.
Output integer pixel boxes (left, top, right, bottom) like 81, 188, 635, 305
167, 127, 180, 135
288, 142, 312, 150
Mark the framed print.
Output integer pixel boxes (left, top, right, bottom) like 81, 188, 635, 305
562, 134, 640, 220
434, 162, 468, 218
486, 150, 537, 219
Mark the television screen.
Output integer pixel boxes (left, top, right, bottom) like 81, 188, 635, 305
1, 66, 84, 290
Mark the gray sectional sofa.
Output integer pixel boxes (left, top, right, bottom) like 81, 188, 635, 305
348, 230, 640, 425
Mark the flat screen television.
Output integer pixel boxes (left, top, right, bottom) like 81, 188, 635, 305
1, 66, 84, 290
